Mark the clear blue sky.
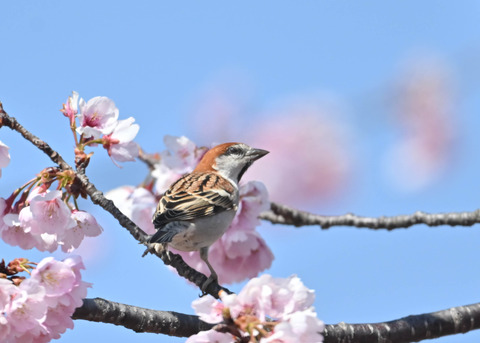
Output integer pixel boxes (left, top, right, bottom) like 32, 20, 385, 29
2, 2, 480, 342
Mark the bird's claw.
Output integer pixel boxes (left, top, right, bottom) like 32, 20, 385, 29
199, 275, 217, 297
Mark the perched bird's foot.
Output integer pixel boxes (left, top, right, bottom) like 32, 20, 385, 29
200, 274, 218, 297
141, 242, 169, 258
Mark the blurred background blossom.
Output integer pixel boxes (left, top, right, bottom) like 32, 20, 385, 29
189, 92, 353, 208
383, 56, 456, 192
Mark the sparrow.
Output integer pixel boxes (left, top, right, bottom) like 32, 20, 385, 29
147, 142, 269, 292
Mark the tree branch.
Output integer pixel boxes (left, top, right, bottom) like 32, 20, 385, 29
0, 104, 230, 298
72, 297, 213, 337
323, 302, 480, 343
72, 297, 480, 342
261, 202, 480, 230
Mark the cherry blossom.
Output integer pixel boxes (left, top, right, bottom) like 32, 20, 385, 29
60, 210, 103, 253
0, 256, 90, 343
2, 191, 102, 253
220, 274, 315, 321
76, 96, 119, 139
160, 135, 206, 174
2, 213, 38, 250
151, 163, 183, 196
104, 185, 136, 215
191, 274, 324, 342
31, 257, 77, 297
6, 279, 47, 337
22, 190, 76, 235
186, 330, 233, 343
61, 91, 79, 124
102, 117, 140, 163
262, 309, 324, 343
0, 140, 10, 178
191, 294, 225, 324
105, 186, 156, 235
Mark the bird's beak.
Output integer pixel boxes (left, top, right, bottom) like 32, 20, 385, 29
247, 148, 269, 161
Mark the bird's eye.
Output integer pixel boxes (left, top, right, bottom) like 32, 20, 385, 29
227, 146, 243, 156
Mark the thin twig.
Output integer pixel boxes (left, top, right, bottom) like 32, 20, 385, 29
261, 202, 480, 230
137, 148, 160, 171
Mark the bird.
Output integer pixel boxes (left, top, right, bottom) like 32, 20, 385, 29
147, 142, 269, 293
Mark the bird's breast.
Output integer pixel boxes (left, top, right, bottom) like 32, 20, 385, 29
169, 209, 237, 252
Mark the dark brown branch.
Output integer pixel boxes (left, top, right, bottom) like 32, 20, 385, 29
323, 302, 480, 343
72, 297, 213, 337
261, 202, 480, 230
0, 105, 230, 298
72, 297, 480, 342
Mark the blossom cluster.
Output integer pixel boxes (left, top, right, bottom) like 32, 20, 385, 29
1, 189, 103, 253
107, 135, 274, 284
0, 91, 140, 253
61, 91, 140, 165
187, 274, 324, 343
0, 256, 90, 343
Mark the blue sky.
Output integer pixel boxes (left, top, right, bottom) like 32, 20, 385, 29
2, 1, 480, 342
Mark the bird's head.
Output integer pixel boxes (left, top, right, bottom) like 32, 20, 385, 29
194, 142, 269, 183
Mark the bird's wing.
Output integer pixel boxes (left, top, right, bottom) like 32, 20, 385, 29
152, 172, 237, 228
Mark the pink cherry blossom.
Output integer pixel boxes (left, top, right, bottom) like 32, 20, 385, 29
1, 213, 38, 250
103, 117, 140, 163
160, 135, 206, 174
77, 96, 119, 139
3, 192, 102, 253
151, 163, 183, 196
105, 186, 156, 234
0, 278, 17, 312
60, 256, 90, 308
129, 190, 156, 235
231, 181, 270, 231
61, 91, 79, 124
261, 309, 324, 343
191, 295, 225, 324
61, 210, 103, 253
42, 303, 75, 339
228, 274, 315, 321
185, 330, 233, 343
207, 229, 273, 284
0, 256, 90, 342
105, 185, 136, 215
25, 190, 76, 235
0, 279, 16, 342
35, 233, 60, 253
5, 279, 47, 336
0, 140, 10, 178
30, 257, 77, 297
191, 275, 323, 343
